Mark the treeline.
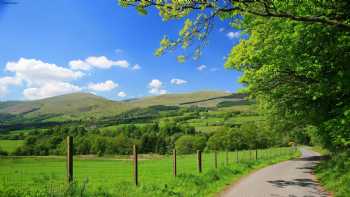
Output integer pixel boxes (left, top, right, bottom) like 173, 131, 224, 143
13, 122, 197, 156
12, 120, 289, 156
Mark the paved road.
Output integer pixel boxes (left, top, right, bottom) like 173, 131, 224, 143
220, 148, 330, 197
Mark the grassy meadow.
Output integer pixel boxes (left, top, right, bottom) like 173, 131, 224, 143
0, 147, 298, 196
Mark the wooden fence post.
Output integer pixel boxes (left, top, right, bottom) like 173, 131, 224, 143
173, 149, 177, 177
66, 136, 73, 183
214, 151, 218, 169
133, 144, 138, 186
197, 150, 202, 173
236, 150, 239, 163
255, 149, 258, 160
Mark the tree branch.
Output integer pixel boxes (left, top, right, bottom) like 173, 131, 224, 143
121, 0, 350, 31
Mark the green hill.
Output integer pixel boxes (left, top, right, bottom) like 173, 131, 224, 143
0, 91, 248, 122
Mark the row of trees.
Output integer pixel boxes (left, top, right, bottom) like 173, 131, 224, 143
12, 120, 288, 156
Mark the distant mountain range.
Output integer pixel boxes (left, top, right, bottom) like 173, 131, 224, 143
0, 91, 248, 123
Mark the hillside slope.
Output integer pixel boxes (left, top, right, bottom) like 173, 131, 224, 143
0, 91, 248, 122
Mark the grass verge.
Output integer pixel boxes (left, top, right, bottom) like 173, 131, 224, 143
314, 151, 350, 197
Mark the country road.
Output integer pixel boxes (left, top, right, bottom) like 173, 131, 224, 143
220, 148, 330, 197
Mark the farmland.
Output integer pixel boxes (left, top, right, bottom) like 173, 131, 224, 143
0, 147, 298, 196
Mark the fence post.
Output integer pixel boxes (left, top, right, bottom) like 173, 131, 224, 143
256, 149, 258, 160
66, 136, 73, 183
236, 150, 239, 163
197, 150, 202, 173
173, 149, 177, 177
133, 144, 138, 186
214, 151, 218, 169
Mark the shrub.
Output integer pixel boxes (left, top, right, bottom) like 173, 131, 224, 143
175, 135, 206, 154
0, 146, 8, 156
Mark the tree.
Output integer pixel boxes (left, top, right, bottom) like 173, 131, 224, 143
91, 136, 108, 156
206, 129, 227, 150
225, 12, 350, 152
175, 135, 206, 154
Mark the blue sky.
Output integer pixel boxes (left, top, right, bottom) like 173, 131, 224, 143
0, 0, 242, 101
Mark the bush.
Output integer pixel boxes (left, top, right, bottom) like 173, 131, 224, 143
0, 146, 8, 156
175, 135, 207, 154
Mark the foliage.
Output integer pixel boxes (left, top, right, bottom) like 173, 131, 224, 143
175, 135, 207, 154
224, 9, 350, 152
316, 152, 350, 197
0, 146, 8, 156
12, 121, 203, 156
0, 140, 24, 153
119, 0, 350, 61
206, 122, 281, 151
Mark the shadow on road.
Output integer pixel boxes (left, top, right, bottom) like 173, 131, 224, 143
266, 154, 331, 197
267, 179, 329, 197
292, 156, 329, 162
267, 178, 317, 188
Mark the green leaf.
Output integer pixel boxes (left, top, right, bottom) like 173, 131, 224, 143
176, 55, 186, 63
136, 6, 148, 15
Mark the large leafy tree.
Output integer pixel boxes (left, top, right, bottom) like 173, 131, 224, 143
119, 0, 350, 152
226, 15, 350, 152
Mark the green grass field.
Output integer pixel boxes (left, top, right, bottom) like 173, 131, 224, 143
0, 147, 297, 196
0, 140, 24, 153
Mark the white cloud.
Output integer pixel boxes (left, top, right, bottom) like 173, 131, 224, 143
87, 80, 118, 92
171, 78, 187, 85
5, 58, 83, 86
0, 76, 22, 96
69, 56, 135, 71
23, 82, 81, 100
69, 60, 91, 71
148, 79, 167, 95
117, 91, 127, 97
219, 27, 225, 32
3, 58, 84, 99
131, 64, 141, 70
85, 56, 129, 69
197, 65, 207, 71
226, 31, 241, 39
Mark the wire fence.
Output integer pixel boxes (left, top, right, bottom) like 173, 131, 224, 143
0, 136, 297, 195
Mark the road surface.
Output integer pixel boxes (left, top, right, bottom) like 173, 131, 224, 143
220, 148, 330, 197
